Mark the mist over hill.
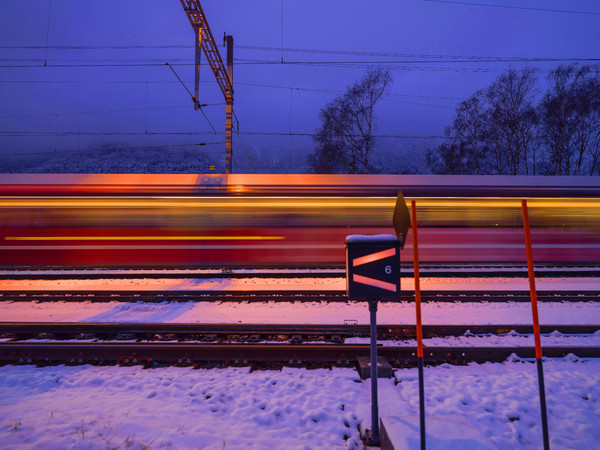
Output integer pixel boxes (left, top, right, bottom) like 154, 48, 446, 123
1, 146, 215, 174
1, 144, 427, 174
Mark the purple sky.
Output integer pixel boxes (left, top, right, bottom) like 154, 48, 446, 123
1, 0, 599, 171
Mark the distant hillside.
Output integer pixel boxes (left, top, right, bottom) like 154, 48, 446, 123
1, 146, 215, 174
1, 144, 427, 174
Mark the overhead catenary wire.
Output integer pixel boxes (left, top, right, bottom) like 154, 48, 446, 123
3, 43, 599, 62
0, 62, 579, 75
233, 57, 600, 66
280, 0, 284, 63
0, 79, 221, 85
423, 0, 600, 16
0, 77, 462, 101
0, 77, 463, 107
0, 130, 446, 139
165, 61, 217, 134
233, 122, 258, 173
44, 0, 52, 66
0, 105, 209, 120
236, 81, 464, 100
3, 56, 600, 68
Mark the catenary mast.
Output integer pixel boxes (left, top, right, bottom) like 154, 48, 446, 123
179, 1, 234, 174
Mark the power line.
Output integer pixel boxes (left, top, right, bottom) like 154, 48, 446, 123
3, 43, 598, 61
1, 131, 220, 137
423, 0, 600, 16
0, 105, 216, 120
44, 0, 52, 66
238, 131, 445, 139
0, 80, 215, 84
244, 43, 600, 64
280, 0, 284, 63
0, 58, 191, 64
0, 44, 192, 50
0, 65, 512, 74
0, 62, 574, 74
0, 130, 445, 139
0, 103, 223, 119
165, 62, 217, 134
236, 82, 463, 100
0, 79, 454, 110
235, 57, 600, 65
2, 56, 599, 67
0, 63, 179, 69
235, 61, 561, 74
235, 132, 258, 173
2, 52, 599, 71
0, 78, 460, 100
230, 108, 258, 173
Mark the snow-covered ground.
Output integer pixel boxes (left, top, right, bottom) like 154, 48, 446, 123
1, 298, 599, 327
1, 359, 598, 449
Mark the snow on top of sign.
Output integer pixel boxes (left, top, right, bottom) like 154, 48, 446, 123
345, 234, 399, 244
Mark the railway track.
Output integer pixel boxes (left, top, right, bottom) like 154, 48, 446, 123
1, 322, 598, 341
1, 322, 598, 368
1, 342, 597, 368
1, 290, 599, 303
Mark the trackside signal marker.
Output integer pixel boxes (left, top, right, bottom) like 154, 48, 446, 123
352, 274, 397, 292
352, 248, 396, 267
521, 199, 550, 450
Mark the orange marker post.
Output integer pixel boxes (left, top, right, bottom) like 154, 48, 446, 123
521, 199, 550, 450
411, 200, 426, 450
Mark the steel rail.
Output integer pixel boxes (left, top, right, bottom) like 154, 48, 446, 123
0, 290, 598, 303
1, 342, 598, 367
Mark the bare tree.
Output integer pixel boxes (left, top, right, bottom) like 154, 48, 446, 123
309, 68, 392, 174
573, 67, 600, 175
427, 64, 600, 176
450, 89, 490, 174
484, 67, 539, 175
427, 68, 538, 175
426, 141, 473, 174
540, 64, 584, 175
541, 63, 600, 175
587, 94, 600, 175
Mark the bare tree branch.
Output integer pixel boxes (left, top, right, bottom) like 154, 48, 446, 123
309, 68, 392, 174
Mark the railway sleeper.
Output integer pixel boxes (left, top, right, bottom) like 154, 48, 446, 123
202, 334, 218, 342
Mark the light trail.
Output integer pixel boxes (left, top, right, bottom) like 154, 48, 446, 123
4, 236, 284, 241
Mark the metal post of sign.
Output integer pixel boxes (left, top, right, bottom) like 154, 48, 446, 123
368, 298, 380, 445
345, 191, 410, 447
411, 200, 426, 450
521, 199, 550, 450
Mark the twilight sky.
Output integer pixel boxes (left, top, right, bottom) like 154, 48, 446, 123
1, 0, 599, 172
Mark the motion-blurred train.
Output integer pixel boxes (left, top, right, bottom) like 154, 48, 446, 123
0, 174, 599, 268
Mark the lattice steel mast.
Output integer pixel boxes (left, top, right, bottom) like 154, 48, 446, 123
179, 0, 234, 174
